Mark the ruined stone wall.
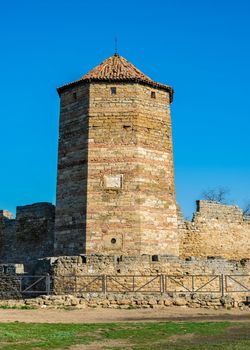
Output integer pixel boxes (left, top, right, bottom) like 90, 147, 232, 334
0, 211, 15, 260
0, 203, 55, 264
1, 293, 249, 310
0, 255, 249, 307
179, 200, 250, 260
1, 199, 250, 263
50, 254, 250, 277
38, 255, 250, 302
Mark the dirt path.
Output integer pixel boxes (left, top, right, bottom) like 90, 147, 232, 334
0, 307, 249, 323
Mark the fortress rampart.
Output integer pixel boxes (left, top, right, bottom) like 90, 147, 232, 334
0, 203, 54, 265
0, 54, 249, 287
0, 200, 249, 266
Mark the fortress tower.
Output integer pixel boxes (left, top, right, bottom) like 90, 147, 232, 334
54, 54, 178, 256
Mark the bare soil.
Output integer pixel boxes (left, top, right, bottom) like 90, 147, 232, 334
0, 307, 249, 323
69, 340, 131, 350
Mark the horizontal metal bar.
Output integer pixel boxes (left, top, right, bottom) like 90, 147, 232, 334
0, 274, 249, 297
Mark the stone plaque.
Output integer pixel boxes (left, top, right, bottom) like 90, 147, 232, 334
103, 175, 123, 189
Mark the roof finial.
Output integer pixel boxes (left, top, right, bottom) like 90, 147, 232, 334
114, 36, 118, 55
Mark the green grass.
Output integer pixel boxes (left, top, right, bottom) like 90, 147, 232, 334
0, 305, 34, 310
0, 321, 249, 349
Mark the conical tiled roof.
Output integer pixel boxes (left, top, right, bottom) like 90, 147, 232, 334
81, 54, 153, 82
58, 54, 173, 100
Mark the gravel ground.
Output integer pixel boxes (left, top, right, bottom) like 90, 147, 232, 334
0, 307, 249, 323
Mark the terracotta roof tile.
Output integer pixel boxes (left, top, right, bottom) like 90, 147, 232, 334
58, 54, 173, 101
82, 54, 152, 82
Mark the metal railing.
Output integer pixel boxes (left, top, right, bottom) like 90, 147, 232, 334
0, 274, 250, 298
165, 275, 222, 294
225, 275, 250, 293
0, 275, 50, 298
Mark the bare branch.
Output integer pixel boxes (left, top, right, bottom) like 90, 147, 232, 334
201, 186, 230, 204
243, 202, 250, 216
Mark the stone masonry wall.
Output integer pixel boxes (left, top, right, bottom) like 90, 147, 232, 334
50, 254, 250, 277
55, 81, 178, 256
87, 82, 178, 256
179, 200, 250, 260
54, 84, 89, 255
1, 199, 250, 263
1, 293, 249, 310
0, 203, 55, 264
37, 255, 250, 303
0, 210, 15, 260
0, 255, 249, 308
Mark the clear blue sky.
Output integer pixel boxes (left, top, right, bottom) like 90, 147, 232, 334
0, 0, 249, 218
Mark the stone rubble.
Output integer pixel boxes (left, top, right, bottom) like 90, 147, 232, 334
0, 293, 249, 310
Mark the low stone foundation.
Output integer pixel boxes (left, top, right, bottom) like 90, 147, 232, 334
1, 293, 249, 310
48, 254, 250, 276
34, 255, 250, 299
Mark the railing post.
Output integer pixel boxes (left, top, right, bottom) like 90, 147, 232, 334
161, 275, 165, 294
19, 276, 22, 293
221, 274, 224, 297
75, 275, 77, 294
102, 275, 106, 294
45, 274, 51, 296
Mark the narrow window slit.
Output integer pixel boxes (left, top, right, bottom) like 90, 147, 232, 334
152, 255, 159, 262
111, 87, 117, 95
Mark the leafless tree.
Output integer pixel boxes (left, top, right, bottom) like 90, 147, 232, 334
201, 186, 230, 204
243, 202, 250, 216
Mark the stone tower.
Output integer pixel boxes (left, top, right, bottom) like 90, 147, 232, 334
55, 54, 178, 256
